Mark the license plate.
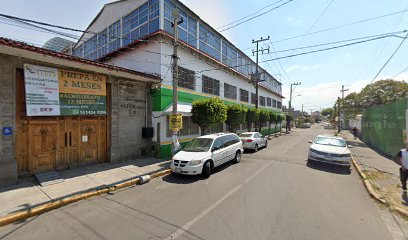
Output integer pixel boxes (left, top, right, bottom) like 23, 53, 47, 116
174, 168, 182, 173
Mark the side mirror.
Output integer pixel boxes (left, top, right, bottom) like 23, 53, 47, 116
211, 146, 219, 152
308, 140, 313, 144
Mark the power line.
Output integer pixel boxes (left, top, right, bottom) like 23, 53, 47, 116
194, 33, 405, 75
216, 0, 288, 30
370, 31, 408, 83
218, 0, 294, 32
294, 0, 334, 48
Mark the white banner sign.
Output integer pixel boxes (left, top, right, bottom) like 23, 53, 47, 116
24, 64, 60, 116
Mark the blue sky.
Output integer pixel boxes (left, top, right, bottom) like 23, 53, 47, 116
1, 0, 408, 111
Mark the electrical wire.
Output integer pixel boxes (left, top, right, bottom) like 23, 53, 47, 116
218, 0, 294, 32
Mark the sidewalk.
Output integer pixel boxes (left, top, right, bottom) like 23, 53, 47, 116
0, 158, 170, 217
338, 131, 408, 214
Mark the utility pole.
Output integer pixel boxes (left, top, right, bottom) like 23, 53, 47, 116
340, 85, 349, 131
171, 9, 183, 155
252, 36, 270, 131
288, 82, 301, 132
337, 97, 341, 133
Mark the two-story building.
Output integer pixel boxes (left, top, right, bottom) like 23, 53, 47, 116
71, 0, 284, 158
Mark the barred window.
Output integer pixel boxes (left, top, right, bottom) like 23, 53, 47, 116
202, 75, 220, 96
167, 116, 199, 137
251, 93, 257, 105
240, 89, 249, 102
224, 83, 237, 100
273, 99, 277, 108
260, 96, 265, 106
178, 66, 195, 90
267, 97, 272, 106
277, 101, 282, 109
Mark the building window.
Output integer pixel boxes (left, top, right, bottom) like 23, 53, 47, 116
273, 99, 277, 108
267, 97, 272, 106
202, 75, 220, 96
178, 66, 195, 90
199, 23, 221, 61
277, 101, 282, 109
251, 93, 257, 105
240, 89, 249, 102
167, 116, 199, 137
260, 96, 265, 106
224, 83, 237, 100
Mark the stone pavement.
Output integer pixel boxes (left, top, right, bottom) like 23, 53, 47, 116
0, 158, 170, 217
339, 131, 408, 214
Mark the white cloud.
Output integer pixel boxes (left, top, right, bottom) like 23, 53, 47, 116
286, 64, 321, 73
283, 80, 370, 111
394, 71, 408, 81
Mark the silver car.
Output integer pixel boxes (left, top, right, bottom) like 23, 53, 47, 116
239, 132, 268, 152
308, 135, 351, 167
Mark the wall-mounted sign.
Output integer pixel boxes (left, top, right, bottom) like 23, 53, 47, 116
24, 64, 60, 116
24, 64, 106, 116
169, 114, 183, 131
2, 127, 12, 136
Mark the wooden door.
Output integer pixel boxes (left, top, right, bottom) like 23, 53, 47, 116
15, 69, 29, 175
29, 122, 57, 172
79, 117, 100, 164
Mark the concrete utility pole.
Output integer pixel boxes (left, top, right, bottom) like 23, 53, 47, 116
340, 85, 349, 131
252, 36, 270, 131
171, 9, 183, 155
337, 97, 341, 133
288, 82, 301, 132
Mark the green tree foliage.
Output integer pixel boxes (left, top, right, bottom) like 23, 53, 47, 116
192, 97, 227, 135
321, 108, 334, 117
258, 109, 270, 131
246, 108, 259, 131
268, 111, 278, 134
226, 104, 248, 133
341, 79, 408, 117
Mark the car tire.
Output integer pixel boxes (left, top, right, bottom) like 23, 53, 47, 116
264, 140, 268, 148
202, 161, 212, 178
254, 144, 258, 152
233, 151, 241, 164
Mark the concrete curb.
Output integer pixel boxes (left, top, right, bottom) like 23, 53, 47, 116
351, 155, 408, 217
0, 169, 172, 227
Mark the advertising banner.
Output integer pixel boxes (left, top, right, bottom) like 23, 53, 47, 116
23, 64, 107, 116
58, 69, 107, 115
24, 64, 60, 116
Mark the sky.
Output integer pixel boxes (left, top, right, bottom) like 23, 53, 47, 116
1, 0, 408, 112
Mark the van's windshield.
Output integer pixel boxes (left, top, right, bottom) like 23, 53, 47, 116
183, 138, 213, 152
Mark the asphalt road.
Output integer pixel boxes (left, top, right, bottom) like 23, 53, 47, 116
1, 125, 407, 240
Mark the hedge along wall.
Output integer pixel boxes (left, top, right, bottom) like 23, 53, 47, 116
362, 98, 407, 157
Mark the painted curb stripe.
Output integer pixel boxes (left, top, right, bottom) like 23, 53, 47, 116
0, 169, 172, 227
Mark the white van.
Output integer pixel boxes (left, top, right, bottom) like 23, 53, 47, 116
170, 133, 244, 178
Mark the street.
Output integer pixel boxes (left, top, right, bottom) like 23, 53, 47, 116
1, 125, 407, 240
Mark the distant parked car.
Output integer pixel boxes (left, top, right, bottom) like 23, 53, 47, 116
239, 132, 268, 152
308, 135, 351, 167
170, 133, 243, 178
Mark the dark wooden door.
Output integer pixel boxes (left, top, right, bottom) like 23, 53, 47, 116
29, 122, 57, 172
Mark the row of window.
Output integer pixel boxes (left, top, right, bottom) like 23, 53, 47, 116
177, 66, 281, 108
73, 0, 160, 60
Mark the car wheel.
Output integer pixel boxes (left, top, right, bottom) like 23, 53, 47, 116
254, 144, 258, 152
202, 161, 212, 178
264, 140, 268, 148
233, 151, 241, 164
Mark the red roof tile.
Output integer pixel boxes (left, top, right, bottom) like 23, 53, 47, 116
0, 37, 161, 80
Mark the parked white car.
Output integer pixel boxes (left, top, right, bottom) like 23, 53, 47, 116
170, 133, 243, 178
308, 135, 351, 167
239, 132, 268, 152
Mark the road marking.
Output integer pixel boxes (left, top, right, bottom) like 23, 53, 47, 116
163, 160, 275, 240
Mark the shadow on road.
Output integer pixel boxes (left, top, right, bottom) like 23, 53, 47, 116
306, 161, 351, 175
163, 161, 237, 184
402, 192, 408, 206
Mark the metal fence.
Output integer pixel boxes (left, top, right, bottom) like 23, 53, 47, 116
362, 98, 407, 157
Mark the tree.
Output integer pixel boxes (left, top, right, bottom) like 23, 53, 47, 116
321, 108, 334, 117
278, 114, 285, 134
246, 108, 259, 131
226, 104, 248, 133
268, 111, 278, 134
192, 97, 227, 135
258, 109, 270, 132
